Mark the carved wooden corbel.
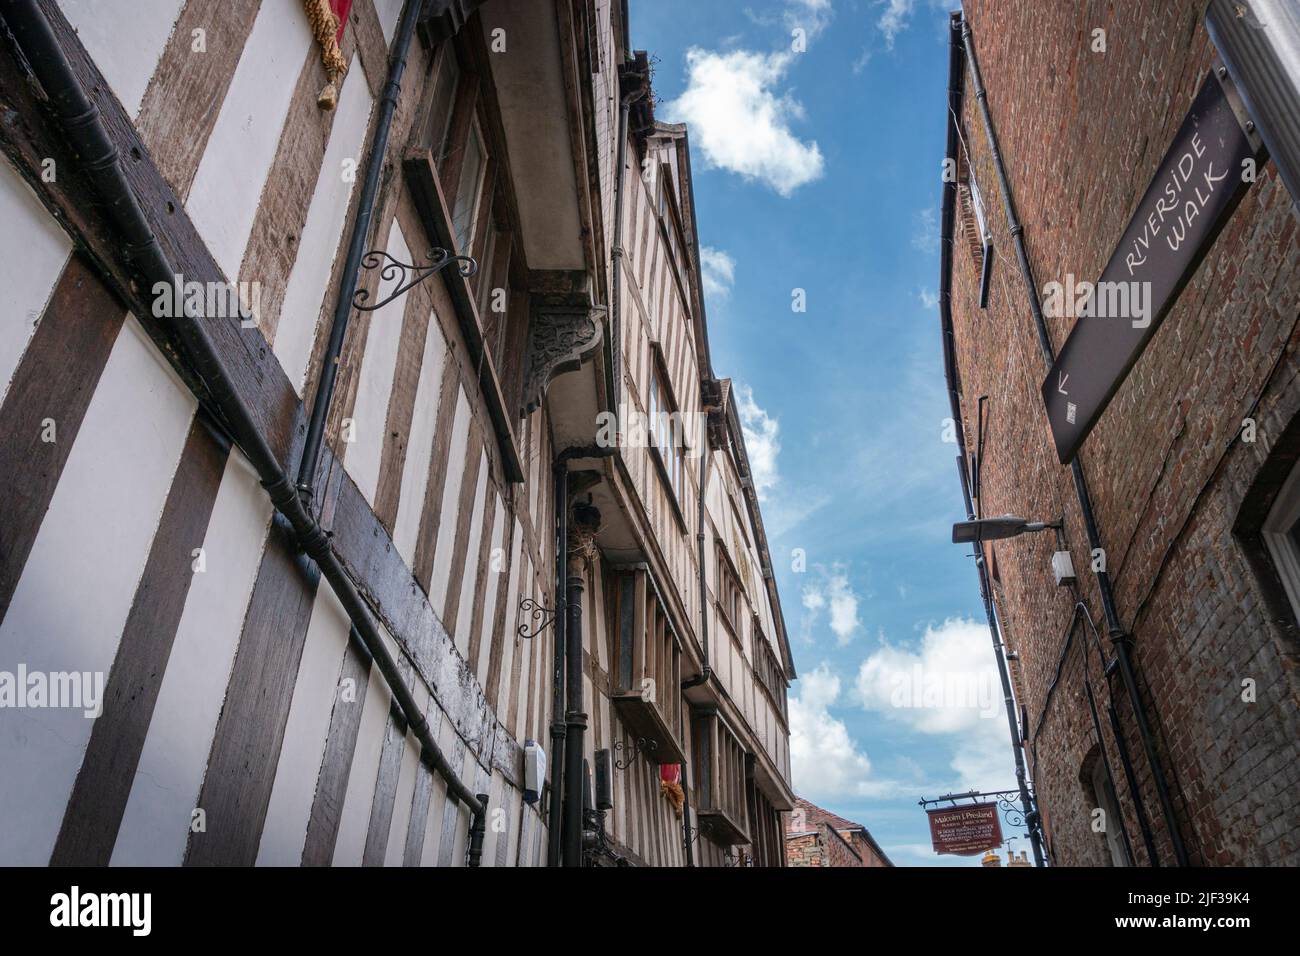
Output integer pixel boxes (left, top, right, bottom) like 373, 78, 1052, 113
520, 293, 607, 417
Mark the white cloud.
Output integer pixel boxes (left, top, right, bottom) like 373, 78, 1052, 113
664, 48, 824, 197
699, 245, 736, 299
785, 0, 834, 40
911, 204, 938, 253
918, 287, 938, 310
800, 564, 860, 646
734, 383, 780, 500
854, 617, 1013, 789
789, 663, 876, 798
878, 0, 916, 50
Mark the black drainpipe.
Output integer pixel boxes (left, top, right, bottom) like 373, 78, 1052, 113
958, 14, 1189, 867
295, 0, 421, 507
561, 515, 588, 866
684, 439, 714, 689
546, 462, 568, 866
0, 0, 490, 858
680, 440, 713, 864
550, 447, 612, 866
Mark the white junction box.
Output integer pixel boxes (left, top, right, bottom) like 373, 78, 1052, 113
1052, 550, 1076, 586
523, 739, 546, 805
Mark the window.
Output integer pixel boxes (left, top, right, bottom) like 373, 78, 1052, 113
452, 121, 486, 255
956, 141, 993, 308
754, 624, 786, 720
690, 708, 750, 846
605, 567, 686, 764
1086, 752, 1129, 867
658, 170, 682, 272
716, 548, 743, 635
424, 45, 461, 164
1261, 458, 1300, 620
648, 355, 687, 506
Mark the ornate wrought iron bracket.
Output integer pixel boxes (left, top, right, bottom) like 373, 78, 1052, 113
613, 737, 657, 770
517, 597, 561, 640
682, 824, 700, 847
353, 248, 477, 312
918, 788, 1035, 830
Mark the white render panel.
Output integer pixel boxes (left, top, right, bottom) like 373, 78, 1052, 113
273, 63, 375, 392
0, 160, 72, 406
373, 0, 403, 44
513, 555, 535, 742
383, 722, 421, 866
419, 710, 456, 866
344, 220, 411, 505
332, 662, 391, 866
58, 0, 185, 119
113, 450, 273, 866
0, 316, 195, 865
255, 583, 354, 866
392, 312, 448, 563
475, 493, 505, 684
495, 519, 524, 717
185, 2, 312, 277
428, 389, 471, 613
453, 453, 489, 655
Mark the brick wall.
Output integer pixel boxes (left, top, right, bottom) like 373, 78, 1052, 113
948, 0, 1300, 866
785, 825, 865, 867
786, 831, 823, 867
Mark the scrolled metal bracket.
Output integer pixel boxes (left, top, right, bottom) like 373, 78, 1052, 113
613, 737, 657, 770
517, 597, 561, 640
353, 248, 477, 312
682, 824, 700, 847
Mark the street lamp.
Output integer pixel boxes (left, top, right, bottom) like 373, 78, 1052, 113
951, 515, 1060, 544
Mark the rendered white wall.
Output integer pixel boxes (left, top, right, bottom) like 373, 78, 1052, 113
0, 316, 195, 865
0, 160, 72, 406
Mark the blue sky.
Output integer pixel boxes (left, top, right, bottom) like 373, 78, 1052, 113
630, 0, 1025, 866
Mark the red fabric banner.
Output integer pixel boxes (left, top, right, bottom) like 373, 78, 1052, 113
331, 0, 353, 43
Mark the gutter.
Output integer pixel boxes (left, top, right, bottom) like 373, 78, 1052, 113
941, 11, 1044, 867
0, 0, 488, 856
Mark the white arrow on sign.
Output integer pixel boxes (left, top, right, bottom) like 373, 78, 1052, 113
1057, 371, 1069, 396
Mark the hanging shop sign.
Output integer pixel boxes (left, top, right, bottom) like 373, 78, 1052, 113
927, 802, 1004, 856
1041, 69, 1264, 464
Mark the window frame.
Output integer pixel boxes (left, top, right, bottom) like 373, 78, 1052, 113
715, 544, 744, 637
956, 136, 994, 309
646, 345, 689, 521
1088, 756, 1129, 867
1261, 458, 1300, 619
451, 118, 488, 256
423, 43, 462, 165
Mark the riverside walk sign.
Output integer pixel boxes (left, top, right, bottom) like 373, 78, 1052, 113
1041, 70, 1263, 464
